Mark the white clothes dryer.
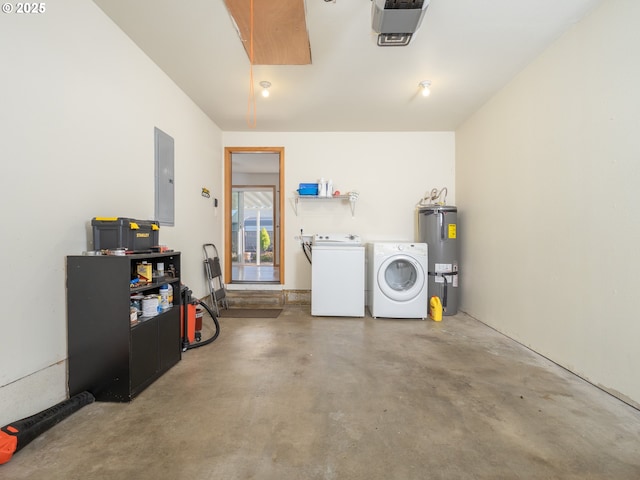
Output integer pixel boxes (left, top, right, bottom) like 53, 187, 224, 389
367, 242, 428, 319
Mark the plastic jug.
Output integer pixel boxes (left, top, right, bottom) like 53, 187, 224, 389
429, 296, 443, 322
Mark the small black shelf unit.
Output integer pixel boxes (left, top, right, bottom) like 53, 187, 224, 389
66, 252, 181, 402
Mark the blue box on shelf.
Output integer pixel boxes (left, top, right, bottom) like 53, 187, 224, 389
297, 183, 319, 196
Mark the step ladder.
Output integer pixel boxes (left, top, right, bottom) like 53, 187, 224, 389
203, 243, 228, 316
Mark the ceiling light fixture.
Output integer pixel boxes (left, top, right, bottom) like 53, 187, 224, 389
260, 81, 271, 98
419, 80, 431, 97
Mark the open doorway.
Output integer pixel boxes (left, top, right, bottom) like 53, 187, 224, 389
224, 147, 284, 284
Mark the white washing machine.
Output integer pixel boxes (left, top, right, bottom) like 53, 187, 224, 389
367, 242, 428, 319
312, 234, 365, 317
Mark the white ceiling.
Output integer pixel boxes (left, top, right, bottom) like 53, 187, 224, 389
93, 0, 603, 132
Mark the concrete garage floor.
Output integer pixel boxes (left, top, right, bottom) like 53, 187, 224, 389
4, 306, 640, 479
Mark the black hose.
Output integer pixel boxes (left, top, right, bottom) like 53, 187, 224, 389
441, 275, 448, 309
300, 229, 312, 264
1, 391, 95, 462
302, 241, 312, 264
184, 299, 220, 350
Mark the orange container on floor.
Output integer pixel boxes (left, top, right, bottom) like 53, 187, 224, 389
181, 303, 197, 343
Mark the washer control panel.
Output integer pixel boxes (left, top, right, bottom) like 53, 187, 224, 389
313, 233, 361, 245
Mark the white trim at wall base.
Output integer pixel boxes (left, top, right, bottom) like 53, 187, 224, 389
0, 361, 67, 427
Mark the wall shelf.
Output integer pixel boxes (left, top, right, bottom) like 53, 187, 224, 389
293, 194, 358, 216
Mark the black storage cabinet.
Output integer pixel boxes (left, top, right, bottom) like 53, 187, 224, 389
66, 252, 181, 401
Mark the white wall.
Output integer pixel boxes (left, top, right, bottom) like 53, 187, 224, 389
456, 0, 640, 406
223, 132, 455, 289
0, 0, 223, 425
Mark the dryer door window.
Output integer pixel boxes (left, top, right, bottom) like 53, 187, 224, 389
377, 255, 425, 302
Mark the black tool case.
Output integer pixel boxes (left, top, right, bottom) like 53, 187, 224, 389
91, 217, 160, 252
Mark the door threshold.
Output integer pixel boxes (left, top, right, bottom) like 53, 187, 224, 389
227, 283, 283, 291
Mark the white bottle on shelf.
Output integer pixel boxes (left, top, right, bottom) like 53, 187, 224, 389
318, 178, 326, 197
159, 284, 170, 311
327, 179, 333, 197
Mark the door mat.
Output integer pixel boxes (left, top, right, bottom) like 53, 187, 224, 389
219, 309, 282, 318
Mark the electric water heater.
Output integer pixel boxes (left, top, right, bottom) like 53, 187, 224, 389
417, 205, 459, 315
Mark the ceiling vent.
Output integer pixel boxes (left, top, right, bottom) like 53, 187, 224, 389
371, 0, 430, 46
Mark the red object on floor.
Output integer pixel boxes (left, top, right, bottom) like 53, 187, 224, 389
181, 303, 197, 343
0, 430, 18, 465
195, 306, 204, 332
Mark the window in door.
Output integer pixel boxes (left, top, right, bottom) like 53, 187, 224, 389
232, 187, 275, 269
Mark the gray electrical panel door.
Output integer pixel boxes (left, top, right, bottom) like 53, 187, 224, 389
154, 127, 174, 226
